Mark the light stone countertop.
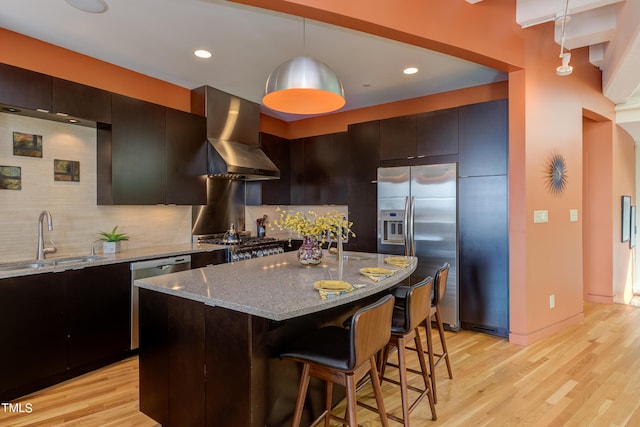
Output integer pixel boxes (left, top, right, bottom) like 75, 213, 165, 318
134, 252, 417, 321
0, 243, 227, 279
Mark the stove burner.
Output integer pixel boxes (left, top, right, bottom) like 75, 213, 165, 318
196, 235, 285, 262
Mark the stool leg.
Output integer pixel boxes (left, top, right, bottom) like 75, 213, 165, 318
324, 381, 333, 427
425, 315, 437, 403
414, 329, 437, 421
396, 336, 411, 426
345, 374, 358, 427
435, 307, 453, 379
369, 356, 390, 427
292, 364, 311, 427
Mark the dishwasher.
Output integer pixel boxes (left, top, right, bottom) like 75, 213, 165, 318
130, 255, 191, 350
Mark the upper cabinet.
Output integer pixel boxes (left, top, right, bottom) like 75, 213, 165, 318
52, 78, 112, 123
458, 99, 508, 177
261, 133, 291, 205
379, 115, 417, 161
0, 63, 52, 112
98, 94, 207, 205
165, 108, 207, 205
416, 108, 459, 157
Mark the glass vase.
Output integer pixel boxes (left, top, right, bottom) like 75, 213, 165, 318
297, 235, 323, 266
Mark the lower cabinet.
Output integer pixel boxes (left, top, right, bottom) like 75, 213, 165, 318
66, 263, 130, 370
190, 250, 227, 268
0, 263, 131, 401
0, 272, 67, 401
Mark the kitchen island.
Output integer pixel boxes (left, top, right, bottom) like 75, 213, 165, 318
135, 251, 416, 427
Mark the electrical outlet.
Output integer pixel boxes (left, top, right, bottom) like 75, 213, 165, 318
550, 294, 555, 309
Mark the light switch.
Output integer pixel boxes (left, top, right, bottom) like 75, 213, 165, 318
570, 209, 578, 222
533, 210, 549, 223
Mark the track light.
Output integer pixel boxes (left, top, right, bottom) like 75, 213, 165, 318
556, 52, 573, 76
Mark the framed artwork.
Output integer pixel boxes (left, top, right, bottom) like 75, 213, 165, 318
622, 196, 631, 242
0, 166, 22, 190
631, 206, 637, 249
54, 159, 80, 182
13, 131, 43, 158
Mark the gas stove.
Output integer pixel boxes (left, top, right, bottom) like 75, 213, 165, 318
197, 234, 285, 262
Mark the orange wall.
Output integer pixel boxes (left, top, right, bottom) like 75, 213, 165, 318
0, 28, 191, 112
262, 81, 508, 139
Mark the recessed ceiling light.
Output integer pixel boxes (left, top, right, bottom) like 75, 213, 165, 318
403, 67, 419, 75
64, 0, 108, 13
194, 49, 212, 59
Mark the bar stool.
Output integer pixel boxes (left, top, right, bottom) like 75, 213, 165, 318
378, 277, 437, 425
279, 294, 395, 427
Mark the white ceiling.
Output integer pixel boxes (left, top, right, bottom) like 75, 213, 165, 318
0, 0, 638, 137
0, 0, 508, 122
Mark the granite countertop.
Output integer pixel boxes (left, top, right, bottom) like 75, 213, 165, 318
135, 252, 417, 321
0, 243, 227, 279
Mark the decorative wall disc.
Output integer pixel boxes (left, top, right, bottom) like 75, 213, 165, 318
545, 153, 568, 194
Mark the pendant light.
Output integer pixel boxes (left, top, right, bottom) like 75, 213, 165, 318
263, 19, 345, 115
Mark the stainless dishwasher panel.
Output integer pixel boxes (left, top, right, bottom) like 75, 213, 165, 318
130, 255, 191, 350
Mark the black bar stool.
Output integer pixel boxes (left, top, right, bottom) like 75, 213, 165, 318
377, 277, 437, 425
279, 294, 395, 427
428, 263, 453, 402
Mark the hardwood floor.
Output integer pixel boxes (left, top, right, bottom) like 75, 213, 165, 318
2, 302, 640, 426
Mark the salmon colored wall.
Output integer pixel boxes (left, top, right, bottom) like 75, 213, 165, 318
583, 118, 614, 303
261, 81, 509, 139
612, 126, 636, 303
0, 28, 191, 112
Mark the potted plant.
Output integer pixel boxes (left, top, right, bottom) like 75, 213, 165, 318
98, 226, 129, 254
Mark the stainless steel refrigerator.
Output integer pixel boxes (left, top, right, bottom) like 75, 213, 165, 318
377, 164, 459, 330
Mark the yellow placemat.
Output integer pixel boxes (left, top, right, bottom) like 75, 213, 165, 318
314, 280, 354, 299
385, 256, 413, 268
359, 267, 396, 282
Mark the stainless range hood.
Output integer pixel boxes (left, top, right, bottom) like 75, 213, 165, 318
207, 138, 280, 180
192, 85, 280, 181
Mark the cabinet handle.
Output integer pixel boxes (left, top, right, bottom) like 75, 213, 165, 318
371, 180, 378, 184
417, 155, 425, 158
407, 156, 415, 160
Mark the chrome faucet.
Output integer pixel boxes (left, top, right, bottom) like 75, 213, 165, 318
36, 210, 57, 260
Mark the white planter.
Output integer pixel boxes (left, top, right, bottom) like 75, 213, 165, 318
103, 241, 121, 254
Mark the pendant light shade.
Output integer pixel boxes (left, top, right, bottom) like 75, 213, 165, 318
262, 56, 345, 115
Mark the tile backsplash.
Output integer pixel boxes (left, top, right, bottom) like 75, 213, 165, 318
0, 113, 191, 262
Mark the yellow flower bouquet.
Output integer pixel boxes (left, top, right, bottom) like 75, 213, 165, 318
272, 208, 355, 244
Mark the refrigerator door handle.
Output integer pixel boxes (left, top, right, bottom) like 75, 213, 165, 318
410, 196, 416, 257
403, 196, 410, 256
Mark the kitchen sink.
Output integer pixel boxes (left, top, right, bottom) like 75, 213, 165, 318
0, 255, 106, 271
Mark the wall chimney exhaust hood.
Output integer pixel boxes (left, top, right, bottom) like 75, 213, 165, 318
207, 138, 280, 180
192, 86, 280, 181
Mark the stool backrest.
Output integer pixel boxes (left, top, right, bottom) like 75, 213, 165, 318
348, 294, 395, 371
405, 276, 433, 331
432, 263, 450, 306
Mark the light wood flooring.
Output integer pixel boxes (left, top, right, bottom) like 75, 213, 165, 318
2, 302, 640, 426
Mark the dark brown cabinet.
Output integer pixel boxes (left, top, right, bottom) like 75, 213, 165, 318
416, 107, 459, 157
301, 132, 349, 205
379, 114, 417, 161
99, 94, 207, 205
0, 63, 52, 112
458, 99, 508, 177
347, 121, 380, 252
165, 108, 207, 205
52, 78, 111, 123
0, 263, 131, 401
190, 250, 227, 268
66, 263, 130, 371
261, 133, 291, 205
0, 272, 67, 401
